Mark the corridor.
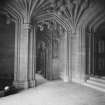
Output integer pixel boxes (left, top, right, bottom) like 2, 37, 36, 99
0, 74, 105, 105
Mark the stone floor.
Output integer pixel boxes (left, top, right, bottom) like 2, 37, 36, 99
0, 74, 105, 105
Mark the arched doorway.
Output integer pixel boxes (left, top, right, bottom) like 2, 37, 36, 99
35, 19, 70, 81
86, 22, 105, 81
87, 32, 105, 79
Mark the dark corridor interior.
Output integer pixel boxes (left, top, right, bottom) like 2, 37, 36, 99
36, 21, 67, 81
36, 22, 60, 80
0, 14, 15, 90
87, 26, 105, 79
94, 35, 105, 77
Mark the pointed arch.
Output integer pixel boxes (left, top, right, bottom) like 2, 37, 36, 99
33, 13, 72, 32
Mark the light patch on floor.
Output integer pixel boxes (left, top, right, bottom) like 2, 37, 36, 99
0, 74, 105, 105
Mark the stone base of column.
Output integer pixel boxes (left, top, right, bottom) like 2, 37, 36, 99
60, 74, 70, 82
63, 78, 69, 82
28, 80, 36, 88
13, 80, 28, 89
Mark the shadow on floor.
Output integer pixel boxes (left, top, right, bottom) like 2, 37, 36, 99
0, 80, 22, 98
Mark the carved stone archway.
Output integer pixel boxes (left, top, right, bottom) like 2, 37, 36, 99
35, 19, 72, 81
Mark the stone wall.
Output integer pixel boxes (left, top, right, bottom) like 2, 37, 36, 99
0, 14, 15, 83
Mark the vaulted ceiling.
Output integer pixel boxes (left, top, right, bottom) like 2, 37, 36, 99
0, 0, 105, 33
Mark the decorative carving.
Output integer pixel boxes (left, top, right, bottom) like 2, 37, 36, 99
72, 0, 81, 5
81, 0, 89, 9
37, 19, 66, 59
52, 39, 59, 58
36, 41, 46, 77
48, 0, 90, 30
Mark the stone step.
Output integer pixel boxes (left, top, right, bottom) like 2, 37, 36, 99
84, 78, 105, 92
90, 77, 105, 84
87, 79, 105, 88
84, 82, 105, 92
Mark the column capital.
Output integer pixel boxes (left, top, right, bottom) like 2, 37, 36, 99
71, 32, 77, 35
23, 23, 32, 30
70, 32, 77, 39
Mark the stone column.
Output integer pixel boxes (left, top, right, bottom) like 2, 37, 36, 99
71, 32, 81, 83
49, 31, 53, 80
28, 26, 36, 88
67, 31, 72, 82
80, 29, 86, 83
91, 34, 95, 75
71, 29, 88, 83
59, 30, 68, 82
88, 33, 92, 76
13, 22, 33, 89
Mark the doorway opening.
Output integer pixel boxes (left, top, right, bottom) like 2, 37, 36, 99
87, 31, 105, 80
36, 20, 68, 81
